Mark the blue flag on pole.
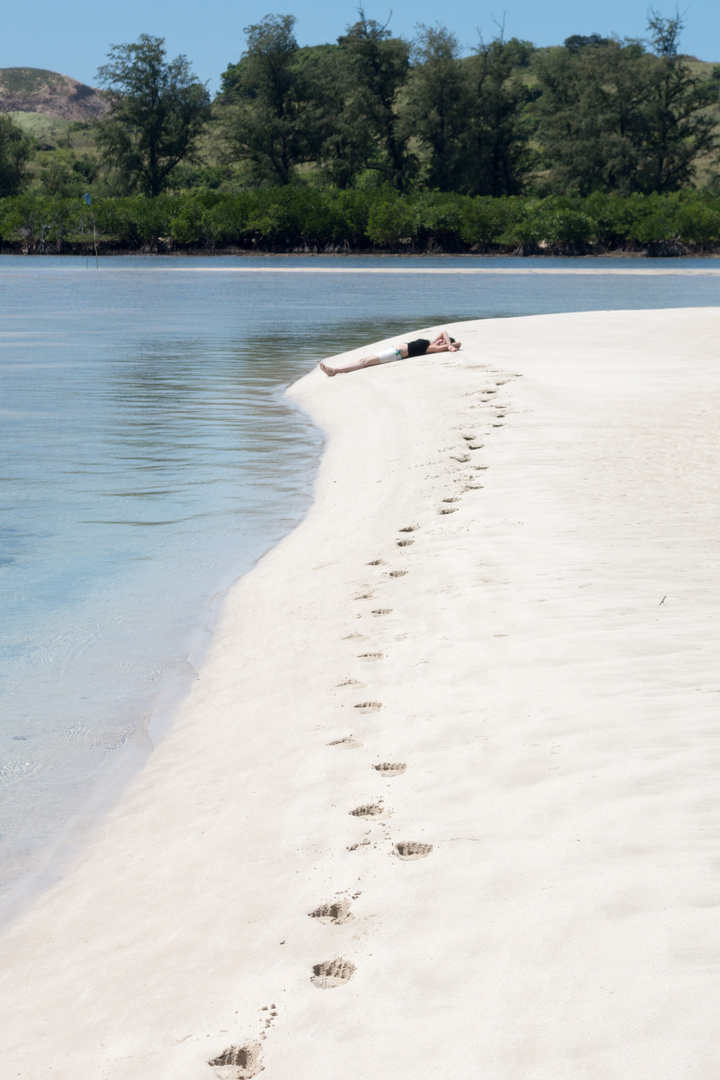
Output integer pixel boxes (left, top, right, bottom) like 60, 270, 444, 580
83, 192, 92, 206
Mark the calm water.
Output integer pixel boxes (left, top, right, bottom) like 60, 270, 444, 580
1, 253, 718, 914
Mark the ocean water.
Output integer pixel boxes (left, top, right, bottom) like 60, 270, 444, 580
1, 253, 718, 915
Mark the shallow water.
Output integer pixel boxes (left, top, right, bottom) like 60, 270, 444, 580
0, 253, 717, 911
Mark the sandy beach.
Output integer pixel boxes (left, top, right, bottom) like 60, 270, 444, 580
1, 307, 719, 1079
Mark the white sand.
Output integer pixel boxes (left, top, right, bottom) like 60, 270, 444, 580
1, 308, 719, 1079
108, 265, 720, 274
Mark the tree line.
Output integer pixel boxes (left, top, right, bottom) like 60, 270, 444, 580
0, 10, 718, 206
3, 188, 720, 256
217, 12, 719, 197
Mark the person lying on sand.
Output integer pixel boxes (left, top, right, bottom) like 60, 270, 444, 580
319, 330, 460, 376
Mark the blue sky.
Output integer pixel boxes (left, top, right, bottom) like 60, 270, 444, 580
3, 0, 719, 94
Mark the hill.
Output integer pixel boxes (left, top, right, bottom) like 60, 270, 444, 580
0, 68, 109, 121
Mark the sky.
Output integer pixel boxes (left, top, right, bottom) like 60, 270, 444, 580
2, 0, 719, 95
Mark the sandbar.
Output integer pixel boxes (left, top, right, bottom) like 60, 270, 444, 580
1, 308, 719, 1079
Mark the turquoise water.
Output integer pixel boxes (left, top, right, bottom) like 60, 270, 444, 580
1, 254, 718, 912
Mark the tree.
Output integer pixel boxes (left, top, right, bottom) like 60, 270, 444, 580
638, 12, 718, 192
289, 42, 369, 189
533, 37, 649, 194
564, 34, 614, 53
400, 25, 470, 191
38, 151, 98, 197
96, 35, 210, 196
533, 17, 718, 195
219, 15, 322, 185
462, 36, 535, 196
0, 115, 33, 197
336, 12, 413, 189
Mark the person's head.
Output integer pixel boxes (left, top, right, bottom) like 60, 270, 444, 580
449, 336, 456, 343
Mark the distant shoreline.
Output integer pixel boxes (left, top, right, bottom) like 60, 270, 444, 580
4, 244, 720, 259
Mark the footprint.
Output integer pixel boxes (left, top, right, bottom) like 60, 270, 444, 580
388, 569, 408, 577
367, 559, 386, 566
342, 632, 365, 640
336, 678, 363, 687
358, 652, 384, 660
439, 507, 458, 515
328, 735, 362, 747
442, 497, 460, 503
354, 701, 382, 712
373, 762, 407, 776
347, 839, 371, 850
209, 1042, 263, 1080
395, 841, 433, 861
350, 803, 383, 816
354, 593, 374, 600
465, 484, 484, 490
451, 454, 470, 463
398, 524, 419, 533
462, 434, 476, 442
371, 608, 392, 616
259, 1003, 278, 1033
309, 900, 354, 925
396, 539, 414, 547
467, 443, 484, 450
311, 958, 356, 989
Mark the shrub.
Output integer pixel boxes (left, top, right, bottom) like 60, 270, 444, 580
365, 194, 418, 247
674, 199, 720, 244
1, 189, 719, 253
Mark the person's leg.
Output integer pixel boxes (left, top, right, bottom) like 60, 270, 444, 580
320, 354, 382, 376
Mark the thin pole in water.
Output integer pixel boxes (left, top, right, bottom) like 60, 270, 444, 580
83, 192, 99, 268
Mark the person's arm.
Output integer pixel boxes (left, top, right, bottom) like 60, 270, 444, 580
426, 331, 461, 354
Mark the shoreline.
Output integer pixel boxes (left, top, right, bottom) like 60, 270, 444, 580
0, 403, 323, 932
3, 251, 720, 278
5, 247, 720, 260
1, 309, 719, 1078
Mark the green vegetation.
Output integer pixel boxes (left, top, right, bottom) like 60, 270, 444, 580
2, 13, 720, 253
95, 35, 210, 196
0, 115, 33, 196
219, 15, 323, 187
7, 112, 74, 138
0, 67, 66, 95
533, 18, 719, 195
2, 187, 720, 255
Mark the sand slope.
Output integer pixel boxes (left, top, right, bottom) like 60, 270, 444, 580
1, 309, 719, 1079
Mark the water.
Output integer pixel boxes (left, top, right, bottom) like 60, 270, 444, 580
1, 253, 718, 914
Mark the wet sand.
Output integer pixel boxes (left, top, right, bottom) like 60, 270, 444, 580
1, 308, 719, 1079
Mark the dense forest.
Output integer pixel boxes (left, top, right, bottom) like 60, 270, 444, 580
1, 11, 719, 254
